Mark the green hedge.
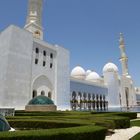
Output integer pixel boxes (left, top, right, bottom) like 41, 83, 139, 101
131, 120, 140, 127
14, 111, 67, 116
115, 112, 137, 119
8, 117, 130, 130
91, 112, 137, 119
94, 119, 115, 129
8, 120, 84, 129
0, 125, 107, 140
9, 111, 133, 130
94, 116, 130, 129
7, 111, 134, 132
113, 116, 130, 128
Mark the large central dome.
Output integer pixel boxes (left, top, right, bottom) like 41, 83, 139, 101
28, 95, 54, 105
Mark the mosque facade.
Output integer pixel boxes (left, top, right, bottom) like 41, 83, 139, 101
0, 0, 139, 111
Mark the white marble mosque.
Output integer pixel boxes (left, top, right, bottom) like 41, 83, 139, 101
0, 0, 140, 111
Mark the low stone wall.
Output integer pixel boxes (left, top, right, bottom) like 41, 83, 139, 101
25, 105, 57, 112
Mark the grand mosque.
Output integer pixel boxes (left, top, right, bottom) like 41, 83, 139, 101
0, 0, 140, 111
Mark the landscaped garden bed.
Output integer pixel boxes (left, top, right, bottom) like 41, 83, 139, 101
0, 111, 137, 140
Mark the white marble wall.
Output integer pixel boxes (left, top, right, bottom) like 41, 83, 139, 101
120, 76, 137, 107
103, 72, 121, 108
55, 45, 70, 110
31, 39, 56, 100
70, 78, 108, 96
0, 25, 33, 110
0, 25, 70, 110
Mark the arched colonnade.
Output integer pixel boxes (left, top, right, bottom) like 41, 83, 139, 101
71, 91, 108, 111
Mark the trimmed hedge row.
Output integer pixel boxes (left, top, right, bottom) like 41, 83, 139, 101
94, 116, 130, 129
8, 120, 84, 129
14, 111, 67, 116
90, 112, 134, 129
91, 112, 137, 119
115, 112, 137, 119
112, 116, 130, 128
5, 111, 135, 140
0, 125, 107, 140
8, 112, 135, 130
131, 120, 140, 127
8, 116, 130, 130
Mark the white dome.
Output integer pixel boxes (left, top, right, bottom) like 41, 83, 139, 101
103, 62, 118, 73
86, 71, 100, 82
71, 66, 86, 80
86, 70, 92, 76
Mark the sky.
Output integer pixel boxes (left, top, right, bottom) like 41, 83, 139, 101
0, 0, 140, 86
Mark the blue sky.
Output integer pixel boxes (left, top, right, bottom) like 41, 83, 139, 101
0, 0, 140, 86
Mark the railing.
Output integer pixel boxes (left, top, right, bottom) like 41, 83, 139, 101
0, 108, 15, 116
70, 100, 108, 111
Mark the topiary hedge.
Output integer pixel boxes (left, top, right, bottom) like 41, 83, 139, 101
94, 116, 130, 129
8, 111, 134, 130
5, 111, 135, 140
112, 116, 130, 129
91, 112, 137, 119
0, 125, 107, 140
14, 111, 68, 116
8, 120, 85, 129
115, 112, 137, 119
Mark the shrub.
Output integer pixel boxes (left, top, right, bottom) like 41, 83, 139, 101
94, 119, 115, 129
8, 120, 84, 129
9, 111, 133, 130
91, 112, 137, 119
0, 125, 107, 140
131, 120, 140, 127
115, 112, 137, 119
94, 116, 130, 129
112, 117, 130, 128
14, 111, 66, 116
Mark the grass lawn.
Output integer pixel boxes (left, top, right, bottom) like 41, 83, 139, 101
131, 120, 140, 140
131, 133, 140, 140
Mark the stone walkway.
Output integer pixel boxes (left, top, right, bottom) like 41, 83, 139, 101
105, 126, 140, 140
105, 113, 140, 140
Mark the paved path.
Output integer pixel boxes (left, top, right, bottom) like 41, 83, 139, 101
105, 126, 140, 140
105, 113, 140, 140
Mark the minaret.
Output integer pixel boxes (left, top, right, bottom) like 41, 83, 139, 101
24, 0, 43, 40
119, 33, 129, 76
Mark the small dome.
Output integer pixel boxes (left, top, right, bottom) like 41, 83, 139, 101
103, 62, 118, 73
71, 66, 86, 80
28, 95, 54, 105
0, 114, 10, 131
86, 70, 92, 75
86, 71, 100, 82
